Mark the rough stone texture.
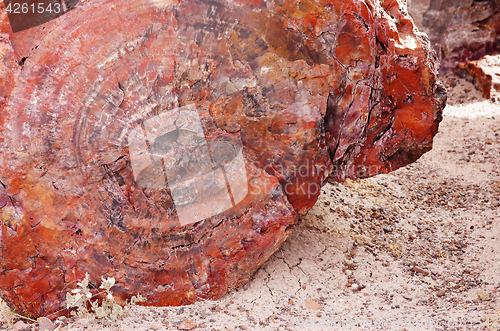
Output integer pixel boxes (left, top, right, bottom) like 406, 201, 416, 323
408, 0, 500, 73
0, 0, 445, 318
453, 55, 500, 100
454, 61, 492, 99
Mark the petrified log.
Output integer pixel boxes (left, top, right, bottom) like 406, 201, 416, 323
0, 0, 445, 318
453, 55, 500, 100
408, 0, 500, 73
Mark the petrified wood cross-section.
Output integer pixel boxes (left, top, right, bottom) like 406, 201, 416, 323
0, 0, 445, 318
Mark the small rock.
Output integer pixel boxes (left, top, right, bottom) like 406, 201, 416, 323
305, 299, 323, 310
13, 320, 30, 331
436, 290, 447, 297
177, 321, 197, 330
412, 266, 430, 276
37, 317, 55, 331
478, 292, 492, 301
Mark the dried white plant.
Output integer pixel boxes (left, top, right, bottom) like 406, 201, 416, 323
66, 273, 146, 322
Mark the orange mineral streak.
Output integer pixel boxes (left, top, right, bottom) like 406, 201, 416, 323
0, 0, 444, 318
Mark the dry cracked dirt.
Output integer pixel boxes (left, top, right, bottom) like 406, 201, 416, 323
3, 65, 500, 331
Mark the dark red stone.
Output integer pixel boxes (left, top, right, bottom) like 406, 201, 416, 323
0, 0, 445, 318
453, 56, 500, 100
454, 61, 493, 99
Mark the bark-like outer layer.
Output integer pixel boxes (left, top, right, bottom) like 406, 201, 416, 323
0, 0, 445, 318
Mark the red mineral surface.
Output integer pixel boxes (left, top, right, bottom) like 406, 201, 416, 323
0, 0, 445, 318
453, 56, 500, 100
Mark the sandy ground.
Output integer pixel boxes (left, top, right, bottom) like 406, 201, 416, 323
3, 62, 500, 330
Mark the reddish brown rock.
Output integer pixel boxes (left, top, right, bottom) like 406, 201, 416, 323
408, 0, 500, 73
454, 61, 493, 99
0, 0, 445, 318
453, 55, 500, 100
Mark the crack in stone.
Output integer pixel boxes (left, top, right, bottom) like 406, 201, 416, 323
262, 267, 274, 298
276, 250, 305, 296
316, 245, 329, 260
